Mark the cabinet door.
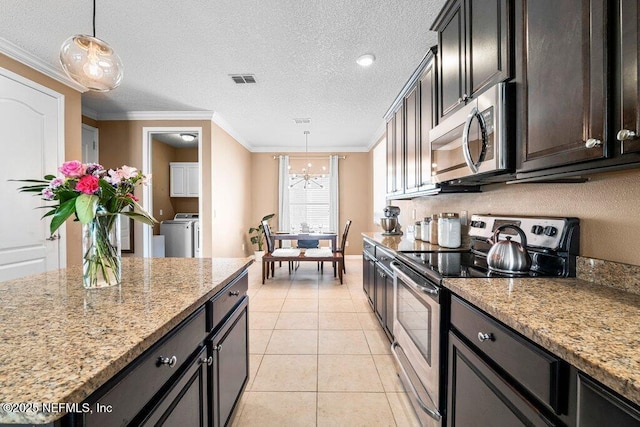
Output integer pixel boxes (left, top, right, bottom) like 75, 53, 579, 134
438, 0, 466, 122
170, 163, 187, 197
384, 272, 394, 338
617, 0, 640, 155
187, 164, 199, 197
575, 372, 640, 427
386, 119, 395, 194
405, 86, 419, 193
374, 265, 386, 325
140, 346, 209, 426
518, 0, 608, 172
419, 55, 437, 188
447, 332, 557, 427
466, 0, 510, 97
212, 302, 249, 427
394, 105, 405, 194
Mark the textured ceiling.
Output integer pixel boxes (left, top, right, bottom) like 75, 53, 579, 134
0, 0, 445, 151
152, 133, 199, 149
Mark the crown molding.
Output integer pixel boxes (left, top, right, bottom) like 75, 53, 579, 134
366, 121, 387, 151
211, 112, 253, 151
251, 145, 370, 153
97, 110, 215, 121
0, 36, 88, 93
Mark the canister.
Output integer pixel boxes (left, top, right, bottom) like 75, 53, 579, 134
438, 212, 461, 248
420, 217, 430, 242
429, 214, 439, 245
415, 221, 422, 240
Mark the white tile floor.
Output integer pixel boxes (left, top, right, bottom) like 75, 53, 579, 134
232, 257, 421, 427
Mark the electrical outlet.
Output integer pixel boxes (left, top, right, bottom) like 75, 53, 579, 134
242, 244, 245, 251
412, 209, 416, 220
346, 241, 349, 247
159, 209, 163, 216
460, 210, 468, 226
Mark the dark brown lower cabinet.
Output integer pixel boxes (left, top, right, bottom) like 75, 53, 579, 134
362, 253, 375, 308
374, 263, 386, 326
140, 346, 209, 426
209, 297, 249, 427
447, 332, 558, 427
575, 371, 640, 427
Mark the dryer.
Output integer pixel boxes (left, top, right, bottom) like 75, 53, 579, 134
160, 213, 199, 257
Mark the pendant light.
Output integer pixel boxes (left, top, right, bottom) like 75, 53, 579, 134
59, 0, 123, 92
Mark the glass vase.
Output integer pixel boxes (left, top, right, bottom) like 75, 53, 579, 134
82, 213, 121, 289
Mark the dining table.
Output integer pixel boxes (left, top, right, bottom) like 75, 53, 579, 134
273, 231, 338, 252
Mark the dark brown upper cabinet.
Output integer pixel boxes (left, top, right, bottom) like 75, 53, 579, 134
419, 52, 437, 190
404, 86, 419, 193
386, 119, 395, 194
616, 0, 640, 155
431, 0, 511, 124
515, 0, 608, 173
394, 104, 405, 195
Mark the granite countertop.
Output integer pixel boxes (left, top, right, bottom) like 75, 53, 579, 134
363, 231, 467, 252
362, 231, 640, 407
0, 257, 253, 424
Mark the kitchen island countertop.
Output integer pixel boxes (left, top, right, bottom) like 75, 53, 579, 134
0, 257, 253, 424
363, 231, 640, 407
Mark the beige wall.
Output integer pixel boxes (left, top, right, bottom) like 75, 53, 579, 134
211, 123, 252, 257
0, 53, 83, 265
250, 152, 373, 255
94, 120, 214, 256
392, 167, 640, 266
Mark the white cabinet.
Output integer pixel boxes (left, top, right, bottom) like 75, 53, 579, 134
170, 162, 199, 197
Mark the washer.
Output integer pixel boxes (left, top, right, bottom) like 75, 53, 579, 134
160, 213, 199, 257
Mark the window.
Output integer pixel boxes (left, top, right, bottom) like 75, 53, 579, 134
288, 175, 330, 232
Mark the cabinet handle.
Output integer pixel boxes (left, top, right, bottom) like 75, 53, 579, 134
158, 355, 177, 368
585, 138, 603, 148
213, 344, 223, 352
229, 290, 240, 296
379, 256, 389, 261
462, 93, 469, 102
200, 356, 213, 366
477, 332, 493, 342
46, 234, 60, 241
379, 272, 386, 278
617, 129, 638, 141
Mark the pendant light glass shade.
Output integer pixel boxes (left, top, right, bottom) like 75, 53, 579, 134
60, 35, 123, 92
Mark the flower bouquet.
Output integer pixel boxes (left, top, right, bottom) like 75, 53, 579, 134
14, 161, 157, 288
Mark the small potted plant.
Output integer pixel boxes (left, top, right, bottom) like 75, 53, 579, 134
249, 213, 275, 259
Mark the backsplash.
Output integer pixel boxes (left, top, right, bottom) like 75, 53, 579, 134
577, 257, 640, 296
392, 168, 640, 266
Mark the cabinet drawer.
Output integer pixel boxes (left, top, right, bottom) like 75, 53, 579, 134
450, 296, 565, 413
363, 239, 376, 258
84, 307, 206, 426
376, 246, 394, 272
207, 270, 248, 332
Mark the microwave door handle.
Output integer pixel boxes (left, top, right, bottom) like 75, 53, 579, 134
462, 107, 488, 174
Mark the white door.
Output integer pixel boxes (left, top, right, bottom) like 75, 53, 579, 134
82, 124, 99, 164
0, 70, 64, 282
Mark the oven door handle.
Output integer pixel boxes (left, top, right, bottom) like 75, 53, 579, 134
391, 261, 439, 296
462, 106, 488, 174
391, 341, 442, 422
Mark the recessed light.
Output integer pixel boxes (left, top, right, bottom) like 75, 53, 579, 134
356, 53, 376, 67
180, 133, 196, 142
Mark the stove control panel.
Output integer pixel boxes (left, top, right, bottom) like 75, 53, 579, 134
468, 215, 579, 251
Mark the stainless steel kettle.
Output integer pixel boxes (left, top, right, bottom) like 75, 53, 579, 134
486, 224, 532, 274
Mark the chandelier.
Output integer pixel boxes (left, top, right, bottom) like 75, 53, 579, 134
289, 131, 325, 189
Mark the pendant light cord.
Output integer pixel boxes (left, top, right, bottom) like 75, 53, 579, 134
92, 0, 96, 37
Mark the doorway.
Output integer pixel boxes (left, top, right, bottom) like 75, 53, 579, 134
142, 127, 203, 258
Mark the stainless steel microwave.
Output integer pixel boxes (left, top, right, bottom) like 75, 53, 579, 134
429, 83, 510, 183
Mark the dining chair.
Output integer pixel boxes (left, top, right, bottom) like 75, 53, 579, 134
319, 220, 351, 274
262, 220, 296, 280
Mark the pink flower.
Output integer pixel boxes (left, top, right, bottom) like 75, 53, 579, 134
120, 165, 138, 179
58, 160, 86, 178
42, 188, 54, 200
75, 175, 99, 194
126, 193, 139, 202
50, 178, 64, 188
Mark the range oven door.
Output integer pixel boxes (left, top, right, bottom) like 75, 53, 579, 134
429, 83, 508, 183
390, 261, 442, 426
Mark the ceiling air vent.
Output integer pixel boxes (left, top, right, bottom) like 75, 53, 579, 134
230, 74, 256, 84
293, 118, 311, 124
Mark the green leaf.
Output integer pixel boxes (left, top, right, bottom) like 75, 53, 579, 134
50, 199, 76, 234
130, 199, 158, 224
44, 175, 57, 180
75, 194, 99, 224
262, 213, 275, 222
121, 211, 156, 226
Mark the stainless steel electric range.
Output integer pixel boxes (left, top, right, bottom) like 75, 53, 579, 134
390, 214, 580, 427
